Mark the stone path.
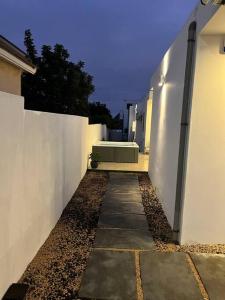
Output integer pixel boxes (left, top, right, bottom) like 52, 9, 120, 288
191, 254, 225, 300
79, 172, 225, 300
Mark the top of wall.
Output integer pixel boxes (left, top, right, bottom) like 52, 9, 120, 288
0, 35, 36, 74
150, 2, 220, 86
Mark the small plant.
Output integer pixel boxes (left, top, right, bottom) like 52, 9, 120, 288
89, 152, 100, 169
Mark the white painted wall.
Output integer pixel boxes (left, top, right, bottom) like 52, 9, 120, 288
149, 30, 188, 226
144, 95, 152, 153
0, 91, 105, 297
180, 34, 225, 244
149, 3, 221, 229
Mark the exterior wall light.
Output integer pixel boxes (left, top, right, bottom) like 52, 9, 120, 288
201, 0, 225, 5
159, 75, 166, 87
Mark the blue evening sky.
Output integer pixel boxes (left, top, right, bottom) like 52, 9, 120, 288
0, 0, 198, 115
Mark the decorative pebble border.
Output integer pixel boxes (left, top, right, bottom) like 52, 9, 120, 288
138, 173, 225, 254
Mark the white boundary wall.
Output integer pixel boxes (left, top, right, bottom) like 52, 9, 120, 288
149, 28, 189, 226
181, 32, 225, 244
149, 4, 219, 233
0, 91, 106, 297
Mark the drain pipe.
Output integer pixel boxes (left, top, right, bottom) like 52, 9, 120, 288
173, 21, 197, 243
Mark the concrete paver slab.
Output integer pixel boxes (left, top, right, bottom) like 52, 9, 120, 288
140, 252, 203, 300
109, 182, 139, 190
103, 192, 142, 203
94, 228, 154, 250
101, 201, 145, 214
99, 213, 149, 230
191, 253, 225, 300
109, 177, 139, 185
109, 172, 138, 180
79, 250, 137, 300
107, 184, 140, 194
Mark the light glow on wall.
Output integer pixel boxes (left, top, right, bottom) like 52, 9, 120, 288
158, 75, 166, 87
158, 49, 171, 87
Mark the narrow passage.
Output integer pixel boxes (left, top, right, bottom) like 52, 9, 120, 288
78, 172, 203, 300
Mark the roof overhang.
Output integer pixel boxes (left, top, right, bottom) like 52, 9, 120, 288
0, 35, 36, 74
0, 47, 36, 74
201, 6, 225, 34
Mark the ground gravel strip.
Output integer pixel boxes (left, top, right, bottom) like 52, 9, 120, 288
138, 173, 225, 254
19, 171, 108, 300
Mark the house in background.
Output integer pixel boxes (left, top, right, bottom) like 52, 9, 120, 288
128, 103, 137, 141
122, 100, 137, 141
0, 35, 36, 95
135, 91, 153, 153
149, 3, 225, 244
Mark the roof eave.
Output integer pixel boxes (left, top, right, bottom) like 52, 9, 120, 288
0, 47, 36, 74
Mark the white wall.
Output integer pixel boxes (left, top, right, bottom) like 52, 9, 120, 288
0, 91, 105, 297
180, 34, 225, 244
149, 3, 221, 229
144, 96, 152, 153
149, 30, 188, 226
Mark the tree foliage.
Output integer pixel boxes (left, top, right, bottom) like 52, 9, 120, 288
89, 102, 112, 127
22, 30, 94, 116
89, 102, 123, 129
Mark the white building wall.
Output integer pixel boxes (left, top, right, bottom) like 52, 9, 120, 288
0, 91, 105, 297
144, 97, 152, 153
181, 34, 225, 244
149, 3, 220, 229
149, 30, 188, 226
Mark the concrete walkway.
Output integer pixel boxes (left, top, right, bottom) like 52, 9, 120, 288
79, 172, 225, 300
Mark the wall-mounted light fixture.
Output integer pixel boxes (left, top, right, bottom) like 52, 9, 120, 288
158, 75, 166, 87
201, 0, 225, 5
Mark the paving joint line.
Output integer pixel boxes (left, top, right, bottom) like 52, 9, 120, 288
185, 253, 209, 300
97, 226, 149, 231
135, 250, 144, 300
93, 247, 153, 253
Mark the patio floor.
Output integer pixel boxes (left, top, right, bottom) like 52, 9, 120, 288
88, 153, 149, 172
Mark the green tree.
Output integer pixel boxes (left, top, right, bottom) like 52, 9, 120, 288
89, 102, 113, 127
22, 30, 94, 116
24, 29, 37, 63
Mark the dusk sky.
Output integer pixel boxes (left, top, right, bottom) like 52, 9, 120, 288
0, 0, 198, 115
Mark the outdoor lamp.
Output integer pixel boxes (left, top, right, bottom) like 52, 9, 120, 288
201, 0, 225, 5
158, 75, 166, 87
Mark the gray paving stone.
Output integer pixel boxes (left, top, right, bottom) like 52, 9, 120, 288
99, 213, 149, 230
109, 172, 138, 180
140, 252, 202, 300
107, 184, 140, 194
109, 178, 138, 183
103, 192, 142, 203
79, 250, 136, 300
94, 228, 154, 250
101, 201, 145, 214
191, 253, 225, 300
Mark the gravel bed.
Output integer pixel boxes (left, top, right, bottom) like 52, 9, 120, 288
19, 171, 108, 300
138, 173, 225, 254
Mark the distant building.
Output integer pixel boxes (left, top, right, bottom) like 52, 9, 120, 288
122, 100, 137, 141
135, 91, 153, 153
